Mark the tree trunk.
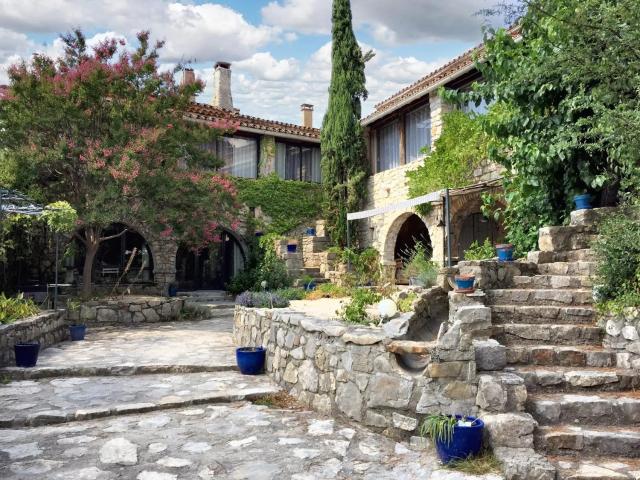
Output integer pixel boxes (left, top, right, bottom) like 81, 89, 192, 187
81, 228, 100, 299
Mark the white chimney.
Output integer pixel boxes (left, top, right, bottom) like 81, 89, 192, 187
301, 104, 314, 128
212, 61, 233, 109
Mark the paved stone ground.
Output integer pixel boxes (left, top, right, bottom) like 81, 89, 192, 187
0, 313, 503, 479
0, 402, 501, 480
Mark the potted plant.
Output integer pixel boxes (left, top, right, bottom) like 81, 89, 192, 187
495, 243, 514, 262
236, 346, 266, 375
574, 193, 593, 210
69, 324, 87, 341
402, 243, 438, 287
454, 274, 476, 293
420, 414, 484, 464
14, 342, 40, 368
287, 241, 298, 253
167, 282, 178, 297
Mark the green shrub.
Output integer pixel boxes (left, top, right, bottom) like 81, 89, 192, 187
275, 288, 307, 301
339, 288, 381, 325
305, 283, 350, 300
463, 238, 495, 261
0, 293, 39, 324
593, 204, 640, 312
331, 247, 381, 287
397, 292, 418, 313
402, 243, 438, 287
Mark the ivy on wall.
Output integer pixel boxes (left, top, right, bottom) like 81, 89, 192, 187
234, 174, 323, 235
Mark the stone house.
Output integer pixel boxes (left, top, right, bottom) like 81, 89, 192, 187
354, 43, 506, 282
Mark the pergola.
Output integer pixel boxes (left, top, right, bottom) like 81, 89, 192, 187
0, 189, 63, 308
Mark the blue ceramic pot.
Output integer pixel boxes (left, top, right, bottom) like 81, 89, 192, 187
574, 194, 593, 210
236, 346, 266, 375
168, 284, 178, 297
454, 275, 475, 292
69, 324, 86, 341
305, 227, 316, 236
287, 244, 297, 253
435, 416, 484, 464
255, 231, 264, 237
496, 243, 514, 262
14, 342, 40, 368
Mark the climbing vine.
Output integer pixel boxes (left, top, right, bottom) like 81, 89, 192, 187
234, 174, 323, 235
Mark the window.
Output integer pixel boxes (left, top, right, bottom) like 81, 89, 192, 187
209, 136, 258, 178
405, 104, 431, 162
275, 142, 321, 182
462, 98, 490, 116
377, 121, 400, 172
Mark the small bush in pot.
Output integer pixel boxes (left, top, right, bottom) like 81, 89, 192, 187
402, 242, 438, 287
420, 413, 484, 464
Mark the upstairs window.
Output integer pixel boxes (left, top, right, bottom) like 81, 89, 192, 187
377, 121, 400, 172
405, 104, 431, 162
275, 142, 321, 182
209, 136, 258, 178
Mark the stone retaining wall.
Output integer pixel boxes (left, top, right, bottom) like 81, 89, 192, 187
0, 310, 67, 366
68, 296, 184, 325
603, 309, 640, 369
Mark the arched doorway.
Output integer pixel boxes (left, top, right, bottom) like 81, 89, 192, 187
175, 231, 246, 291
392, 214, 432, 284
457, 212, 501, 260
73, 223, 154, 286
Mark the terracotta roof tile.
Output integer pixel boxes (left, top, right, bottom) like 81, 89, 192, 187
185, 102, 320, 140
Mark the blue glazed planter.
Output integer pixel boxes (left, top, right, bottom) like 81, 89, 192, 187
69, 324, 86, 341
435, 416, 484, 464
236, 346, 266, 375
305, 227, 316, 236
304, 281, 317, 291
496, 243, 514, 262
574, 194, 593, 210
255, 231, 264, 238
14, 342, 40, 368
168, 284, 178, 297
287, 244, 297, 253
454, 275, 475, 293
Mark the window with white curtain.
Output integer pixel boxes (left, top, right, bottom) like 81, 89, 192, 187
215, 136, 258, 178
377, 121, 400, 172
275, 142, 321, 182
406, 104, 431, 163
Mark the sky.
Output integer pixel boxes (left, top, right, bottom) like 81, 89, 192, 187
0, 0, 508, 127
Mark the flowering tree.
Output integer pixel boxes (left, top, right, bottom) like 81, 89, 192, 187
0, 30, 240, 297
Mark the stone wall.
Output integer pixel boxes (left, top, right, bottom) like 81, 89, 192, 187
0, 310, 67, 366
234, 288, 492, 437
603, 309, 640, 369
69, 296, 184, 325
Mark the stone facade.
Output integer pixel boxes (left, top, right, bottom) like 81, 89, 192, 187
0, 310, 67, 366
603, 309, 640, 370
68, 296, 184, 325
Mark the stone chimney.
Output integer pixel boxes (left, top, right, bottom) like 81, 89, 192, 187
212, 61, 233, 109
301, 104, 314, 128
181, 68, 196, 102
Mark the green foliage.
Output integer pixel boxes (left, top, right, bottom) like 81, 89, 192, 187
0, 293, 40, 324
407, 110, 491, 215
235, 175, 323, 235
41, 201, 77, 234
227, 233, 292, 295
445, 449, 501, 475
402, 243, 438, 287
593, 204, 640, 312
463, 238, 495, 261
321, 0, 370, 246
275, 287, 307, 301
397, 292, 418, 313
305, 283, 350, 300
339, 288, 381, 325
419, 414, 458, 447
330, 247, 381, 287
461, 2, 640, 252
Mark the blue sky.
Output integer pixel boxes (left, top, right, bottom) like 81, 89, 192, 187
0, 0, 507, 126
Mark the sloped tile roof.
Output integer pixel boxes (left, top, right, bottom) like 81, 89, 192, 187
186, 102, 320, 140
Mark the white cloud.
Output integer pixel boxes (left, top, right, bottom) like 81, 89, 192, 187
262, 0, 503, 45
235, 52, 299, 81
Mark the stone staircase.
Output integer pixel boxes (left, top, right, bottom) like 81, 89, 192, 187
181, 290, 236, 318
485, 208, 640, 479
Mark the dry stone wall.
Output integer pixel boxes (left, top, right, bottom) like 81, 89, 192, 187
0, 311, 67, 366
69, 296, 184, 325
603, 309, 640, 369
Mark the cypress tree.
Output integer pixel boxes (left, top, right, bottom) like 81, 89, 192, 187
321, 0, 369, 247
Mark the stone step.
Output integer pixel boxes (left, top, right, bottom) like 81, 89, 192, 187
536, 425, 640, 458
529, 249, 597, 264
570, 207, 617, 227
536, 261, 597, 277
0, 371, 280, 428
506, 345, 615, 368
486, 288, 593, 306
511, 366, 640, 392
550, 455, 640, 479
529, 392, 640, 426
512, 275, 593, 289
538, 225, 598, 252
491, 305, 596, 325
493, 323, 602, 346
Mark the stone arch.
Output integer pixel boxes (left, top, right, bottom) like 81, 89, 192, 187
449, 192, 503, 261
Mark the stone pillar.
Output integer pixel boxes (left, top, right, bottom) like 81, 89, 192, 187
150, 239, 178, 296
429, 91, 451, 145
259, 135, 276, 176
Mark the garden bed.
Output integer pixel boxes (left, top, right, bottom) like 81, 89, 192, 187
68, 296, 184, 325
0, 310, 67, 366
